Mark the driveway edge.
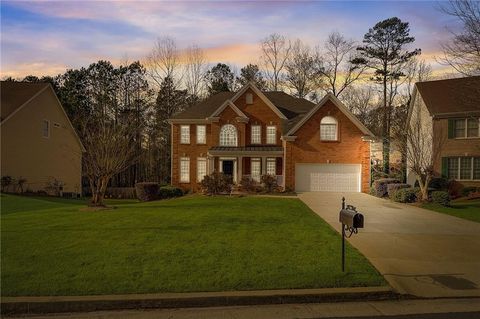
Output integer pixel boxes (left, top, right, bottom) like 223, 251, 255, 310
1, 286, 396, 315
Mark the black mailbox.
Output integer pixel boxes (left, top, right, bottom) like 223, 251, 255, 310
339, 209, 364, 229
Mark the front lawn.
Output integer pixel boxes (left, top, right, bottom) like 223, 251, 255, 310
421, 198, 480, 223
1, 194, 384, 296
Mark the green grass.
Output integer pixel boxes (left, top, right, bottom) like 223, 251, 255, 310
1, 193, 384, 296
421, 198, 480, 223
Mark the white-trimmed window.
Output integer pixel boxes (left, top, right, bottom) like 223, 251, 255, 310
320, 116, 338, 141
197, 157, 207, 182
251, 125, 261, 144
42, 119, 50, 138
453, 118, 480, 138
196, 125, 206, 144
251, 158, 261, 182
180, 125, 190, 144
219, 124, 238, 146
446, 157, 480, 180
266, 126, 276, 144
180, 157, 190, 183
266, 158, 276, 176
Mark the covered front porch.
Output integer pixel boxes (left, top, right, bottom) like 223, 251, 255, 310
207, 146, 284, 187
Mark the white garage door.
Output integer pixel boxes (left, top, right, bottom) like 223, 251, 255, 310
295, 164, 361, 192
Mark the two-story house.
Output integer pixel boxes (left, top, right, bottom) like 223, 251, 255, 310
407, 76, 480, 187
169, 82, 374, 193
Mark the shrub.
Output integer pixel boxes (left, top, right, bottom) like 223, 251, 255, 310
106, 187, 136, 199
392, 188, 417, 203
431, 191, 450, 206
429, 177, 449, 191
239, 176, 260, 193
1, 176, 13, 192
447, 180, 464, 199
200, 172, 233, 195
387, 183, 410, 198
135, 182, 160, 201
16, 177, 27, 193
261, 174, 279, 193
158, 186, 183, 199
372, 178, 400, 197
45, 178, 64, 196
461, 186, 477, 198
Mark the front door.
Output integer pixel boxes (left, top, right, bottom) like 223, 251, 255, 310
222, 160, 234, 177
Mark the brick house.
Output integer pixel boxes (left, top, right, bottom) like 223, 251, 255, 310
169, 82, 375, 193
406, 76, 480, 187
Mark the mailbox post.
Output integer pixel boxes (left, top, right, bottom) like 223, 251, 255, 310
339, 197, 364, 272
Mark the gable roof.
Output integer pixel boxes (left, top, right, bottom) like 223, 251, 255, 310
0, 81, 85, 151
170, 84, 315, 121
211, 99, 248, 118
285, 93, 375, 137
415, 76, 480, 116
1, 81, 50, 121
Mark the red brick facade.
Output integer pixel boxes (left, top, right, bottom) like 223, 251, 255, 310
171, 87, 371, 193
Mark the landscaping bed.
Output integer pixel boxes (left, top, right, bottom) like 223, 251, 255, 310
421, 198, 480, 223
1, 194, 384, 296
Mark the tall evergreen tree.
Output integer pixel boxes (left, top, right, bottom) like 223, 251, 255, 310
352, 17, 420, 173
205, 63, 234, 96
236, 64, 267, 90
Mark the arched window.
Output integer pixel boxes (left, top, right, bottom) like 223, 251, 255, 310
219, 124, 238, 146
320, 116, 338, 141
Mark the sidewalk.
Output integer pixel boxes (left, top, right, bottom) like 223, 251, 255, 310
5, 298, 480, 319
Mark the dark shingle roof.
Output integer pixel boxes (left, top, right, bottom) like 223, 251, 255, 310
209, 146, 283, 152
416, 76, 480, 116
1, 81, 49, 121
170, 90, 315, 121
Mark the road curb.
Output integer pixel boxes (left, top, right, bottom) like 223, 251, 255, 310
1, 286, 396, 315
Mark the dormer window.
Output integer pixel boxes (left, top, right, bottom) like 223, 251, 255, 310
320, 116, 338, 141
246, 93, 253, 105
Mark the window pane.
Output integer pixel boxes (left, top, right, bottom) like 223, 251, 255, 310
460, 157, 472, 180
197, 158, 207, 182
266, 126, 276, 144
251, 125, 261, 144
220, 124, 237, 146
474, 158, 480, 180
180, 125, 190, 144
42, 120, 49, 138
448, 157, 458, 179
467, 118, 479, 137
266, 158, 276, 175
180, 157, 190, 182
454, 119, 465, 138
196, 125, 206, 144
251, 159, 261, 182
321, 124, 337, 140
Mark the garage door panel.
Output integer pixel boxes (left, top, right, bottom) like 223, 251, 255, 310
296, 164, 361, 192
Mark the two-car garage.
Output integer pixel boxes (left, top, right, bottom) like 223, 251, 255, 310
295, 164, 362, 192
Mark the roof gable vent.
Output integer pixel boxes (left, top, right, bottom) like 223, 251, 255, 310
246, 93, 253, 105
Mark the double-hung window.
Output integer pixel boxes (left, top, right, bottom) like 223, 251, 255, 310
196, 125, 206, 144
446, 157, 480, 180
320, 116, 338, 141
266, 158, 276, 176
197, 158, 207, 182
42, 119, 50, 138
180, 125, 190, 144
180, 157, 190, 183
266, 126, 276, 144
452, 118, 480, 138
251, 158, 261, 182
251, 125, 261, 144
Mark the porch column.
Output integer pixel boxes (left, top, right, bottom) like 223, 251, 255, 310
208, 157, 215, 173
238, 156, 243, 181
261, 157, 267, 175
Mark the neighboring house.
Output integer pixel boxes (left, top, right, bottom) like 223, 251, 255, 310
406, 76, 480, 187
1, 81, 84, 195
169, 82, 374, 193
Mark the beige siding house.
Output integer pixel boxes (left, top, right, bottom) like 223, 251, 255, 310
1, 81, 84, 195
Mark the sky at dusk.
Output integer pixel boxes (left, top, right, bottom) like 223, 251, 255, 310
1, 1, 462, 79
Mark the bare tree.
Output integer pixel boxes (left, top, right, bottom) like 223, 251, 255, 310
285, 39, 321, 98
80, 116, 140, 206
438, 0, 480, 76
342, 85, 377, 127
184, 45, 207, 98
400, 103, 445, 201
318, 32, 366, 97
260, 33, 292, 91
146, 36, 181, 88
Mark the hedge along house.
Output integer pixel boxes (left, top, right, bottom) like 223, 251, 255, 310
1, 81, 84, 195
406, 76, 480, 188
169, 82, 375, 193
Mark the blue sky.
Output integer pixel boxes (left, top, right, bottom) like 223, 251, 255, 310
1, 1, 460, 78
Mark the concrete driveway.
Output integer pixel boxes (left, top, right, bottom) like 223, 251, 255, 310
298, 192, 480, 298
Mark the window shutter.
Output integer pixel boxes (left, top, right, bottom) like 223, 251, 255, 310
447, 119, 454, 139
441, 157, 448, 178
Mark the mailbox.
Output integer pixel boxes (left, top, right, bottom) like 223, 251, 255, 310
339, 209, 364, 229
